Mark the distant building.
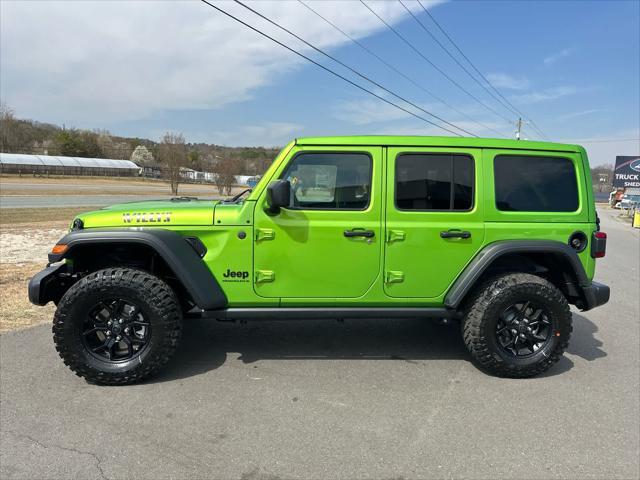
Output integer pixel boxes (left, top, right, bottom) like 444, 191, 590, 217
0, 152, 139, 177
235, 175, 261, 186
179, 167, 215, 182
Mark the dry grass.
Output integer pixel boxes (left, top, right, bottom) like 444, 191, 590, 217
0, 263, 54, 333
0, 207, 101, 225
0, 215, 68, 333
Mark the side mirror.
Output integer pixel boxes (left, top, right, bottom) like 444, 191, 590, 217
266, 180, 291, 214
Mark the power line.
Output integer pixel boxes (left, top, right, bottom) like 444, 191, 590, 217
199, 1, 463, 136
298, 0, 508, 138
359, 0, 514, 127
235, 0, 476, 136
398, 0, 518, 119
416, 0, 550, 140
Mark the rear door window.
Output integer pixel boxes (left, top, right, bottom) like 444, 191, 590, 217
395, 153, 474, 211
494, 155, 579, 212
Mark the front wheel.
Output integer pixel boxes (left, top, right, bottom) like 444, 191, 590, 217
53, 268, 182, 385
462, 273, 572, 378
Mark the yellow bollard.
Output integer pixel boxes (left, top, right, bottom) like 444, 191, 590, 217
633, 210, 640, 228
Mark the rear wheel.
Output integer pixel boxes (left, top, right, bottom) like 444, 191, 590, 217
53, 268, 182, 385
462, 273, 572, 378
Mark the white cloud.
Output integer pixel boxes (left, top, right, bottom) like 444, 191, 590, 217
333, 98, 511, 138
510, 86, 578, 105
333, 99, 415, 125
486, 73, 529, 90
543, 47, 573, 65
381, 120, 509, 138
0, 0, 438, 126
557, 109, 601, 121
207, 121, 303, 147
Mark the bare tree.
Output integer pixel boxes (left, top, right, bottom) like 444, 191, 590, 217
158, 132, 186, 195
591, 164, 614, 193
96, 132, 115, 158
214, 157, 240, 196
255, 156, 274, 175
0, 102, 23, 153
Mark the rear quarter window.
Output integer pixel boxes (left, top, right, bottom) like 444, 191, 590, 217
494, 155, 579, 212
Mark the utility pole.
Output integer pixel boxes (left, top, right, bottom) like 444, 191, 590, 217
515, 117, 522, 140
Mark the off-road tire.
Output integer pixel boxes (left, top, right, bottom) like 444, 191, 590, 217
53, 268, 182, 385
462, 273, 572, 378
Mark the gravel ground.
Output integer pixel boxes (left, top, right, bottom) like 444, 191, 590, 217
0, 222, 66, 332
0, 224, 67, 263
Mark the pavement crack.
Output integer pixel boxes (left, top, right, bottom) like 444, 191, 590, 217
8, 431, 108, 480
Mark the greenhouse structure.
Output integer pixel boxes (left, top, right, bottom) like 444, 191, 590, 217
0, 153, 140, 177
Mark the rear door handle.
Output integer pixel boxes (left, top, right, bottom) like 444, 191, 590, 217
440, 230, 471, 239
344, 229, 375, 238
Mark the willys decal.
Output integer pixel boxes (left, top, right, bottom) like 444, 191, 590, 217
122, 212, 172, 223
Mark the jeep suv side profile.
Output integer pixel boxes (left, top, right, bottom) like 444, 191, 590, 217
29, 136, 609, 384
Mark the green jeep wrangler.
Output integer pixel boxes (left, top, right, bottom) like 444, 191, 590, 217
29, 136, 609, 384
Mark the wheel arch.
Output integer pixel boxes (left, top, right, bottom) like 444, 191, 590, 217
445, 240, 590, 310
44, 229, 227, 310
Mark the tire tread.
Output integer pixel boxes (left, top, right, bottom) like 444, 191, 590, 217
462, 273, 572, 378
52, 267, 182, 385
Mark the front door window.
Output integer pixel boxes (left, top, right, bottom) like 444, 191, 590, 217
281, 152, 372, 210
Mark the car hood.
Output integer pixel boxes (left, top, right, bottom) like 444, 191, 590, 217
75, 199, 218, 228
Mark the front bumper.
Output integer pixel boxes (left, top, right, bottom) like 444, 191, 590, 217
28, 263, 67, 306
582, 281, 610, 311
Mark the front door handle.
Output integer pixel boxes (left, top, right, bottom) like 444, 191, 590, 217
440, 230, 471, 239
344, 229, 375, 238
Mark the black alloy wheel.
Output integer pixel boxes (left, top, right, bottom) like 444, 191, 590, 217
82, 298, 151, 362
53, 268, 182, 385
462, 272, 572, 378
495, 301, 552, 357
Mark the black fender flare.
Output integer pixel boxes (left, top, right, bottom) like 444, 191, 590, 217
46, 228, 227, 310
444, 240, 590, 309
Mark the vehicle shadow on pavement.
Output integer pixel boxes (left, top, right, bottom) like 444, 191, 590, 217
566, 313, 607, 361
151, 318, 467, 383
538, 313, 607, 377
151, 313, 607, 383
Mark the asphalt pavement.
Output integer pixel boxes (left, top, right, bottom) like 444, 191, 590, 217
1, 208, 638, 480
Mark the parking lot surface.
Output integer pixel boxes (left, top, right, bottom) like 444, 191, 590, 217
1, 208, 638, 480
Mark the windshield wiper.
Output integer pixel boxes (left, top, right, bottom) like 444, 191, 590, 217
225, 188, 252, 203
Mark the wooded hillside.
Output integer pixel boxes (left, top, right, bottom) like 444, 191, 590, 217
0, 103, 280, 176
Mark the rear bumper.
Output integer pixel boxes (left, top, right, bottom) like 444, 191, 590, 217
582, 281, 610, 311
28, 263, 67, 306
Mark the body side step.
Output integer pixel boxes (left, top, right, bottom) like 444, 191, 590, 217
195, 307, 455, 321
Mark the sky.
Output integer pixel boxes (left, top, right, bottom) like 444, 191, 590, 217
1, 0, 639, 165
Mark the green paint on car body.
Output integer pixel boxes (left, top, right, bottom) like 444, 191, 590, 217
70, 136, 600, 307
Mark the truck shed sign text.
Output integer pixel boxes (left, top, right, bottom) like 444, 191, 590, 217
613, 156, 640, 188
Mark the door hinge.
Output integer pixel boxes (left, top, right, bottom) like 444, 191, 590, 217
386, 230, 406, 243
255, 270, 275, 283
255, 228, 275, 242
385, 271, 405, 283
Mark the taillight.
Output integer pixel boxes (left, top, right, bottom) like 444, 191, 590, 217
591, 231, 607, 258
